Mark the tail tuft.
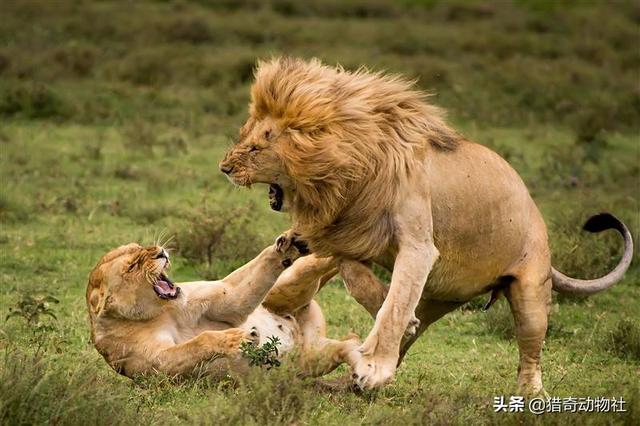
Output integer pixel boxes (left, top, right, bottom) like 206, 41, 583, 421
583, 213, 624, 234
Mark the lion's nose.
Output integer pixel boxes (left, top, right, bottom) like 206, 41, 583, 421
154, 249, 168, 260
219, 163, 234, 174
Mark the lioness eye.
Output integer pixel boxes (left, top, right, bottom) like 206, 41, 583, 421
264, 130, 271, 140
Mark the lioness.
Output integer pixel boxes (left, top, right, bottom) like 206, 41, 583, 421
86, 232, 359, 379
219, 57, 633, 393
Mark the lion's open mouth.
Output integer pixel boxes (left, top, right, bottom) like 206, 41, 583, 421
153, 272, 180, 300
268, 184, 284, 211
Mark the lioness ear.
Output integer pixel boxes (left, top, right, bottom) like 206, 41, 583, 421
87, 267, 107, 317
88, 287, 103, 315
126, 256, 142, 272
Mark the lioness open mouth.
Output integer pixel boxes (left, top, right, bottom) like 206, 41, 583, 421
268, 184, 284, 211
153, 272, 180, 300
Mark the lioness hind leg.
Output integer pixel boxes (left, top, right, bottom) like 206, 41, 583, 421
153, 328, 250, 377
294, 301, 360, 377
504, 275, 552, 396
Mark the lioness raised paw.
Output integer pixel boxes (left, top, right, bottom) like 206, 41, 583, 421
275, 230, 310, 267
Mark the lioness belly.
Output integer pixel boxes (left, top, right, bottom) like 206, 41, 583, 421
418, 142, 539, 301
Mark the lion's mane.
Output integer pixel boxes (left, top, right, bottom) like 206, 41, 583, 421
251, 57, 461, 259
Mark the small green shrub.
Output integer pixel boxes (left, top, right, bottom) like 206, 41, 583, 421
0, 83, 71, 119
175, 201, 268, 278
6, 293, 59, 327
241, 336, 282, 369
5, 293, 61, 354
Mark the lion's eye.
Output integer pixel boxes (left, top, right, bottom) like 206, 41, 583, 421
264, 130, 271, 140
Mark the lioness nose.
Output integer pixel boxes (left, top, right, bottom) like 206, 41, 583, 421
219, 163, 234, 174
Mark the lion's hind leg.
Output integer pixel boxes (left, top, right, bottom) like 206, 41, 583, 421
339, 260, 388, 317
340, 260, 423, 342
504, 269, 552, 396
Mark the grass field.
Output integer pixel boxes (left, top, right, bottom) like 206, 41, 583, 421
0, 0, 639, 424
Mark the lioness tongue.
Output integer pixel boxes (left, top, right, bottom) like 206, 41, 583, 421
154, 280, 175, 296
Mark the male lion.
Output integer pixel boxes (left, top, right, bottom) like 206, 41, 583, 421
86, 232, 359, 379
219, 57, 633, 393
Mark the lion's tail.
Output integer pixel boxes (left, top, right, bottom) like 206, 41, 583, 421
551, 213, 633, 295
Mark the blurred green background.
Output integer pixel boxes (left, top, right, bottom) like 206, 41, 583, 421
0, 1, 638, 424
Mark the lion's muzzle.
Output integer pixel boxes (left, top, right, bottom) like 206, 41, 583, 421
219, 162, 234, 175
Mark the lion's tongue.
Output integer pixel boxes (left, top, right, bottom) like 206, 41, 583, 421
154, 280, 178, 299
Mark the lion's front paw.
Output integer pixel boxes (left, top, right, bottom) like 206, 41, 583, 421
348, 348, 397, 390
404, 316, 420, 339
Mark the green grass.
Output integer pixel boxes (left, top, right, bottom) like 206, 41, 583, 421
0, 0, 638, 424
